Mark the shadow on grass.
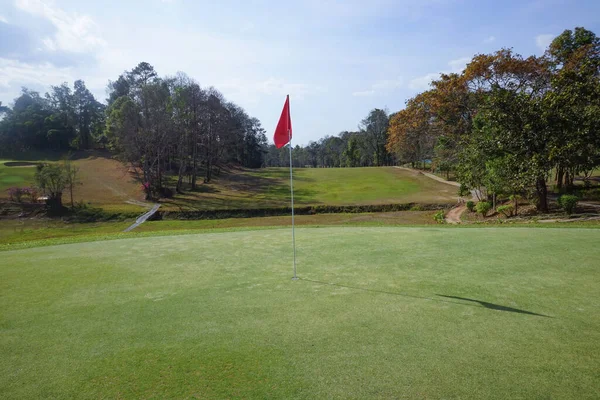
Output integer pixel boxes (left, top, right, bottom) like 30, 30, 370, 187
299, 278, 551, 317
436, 295, 551, 317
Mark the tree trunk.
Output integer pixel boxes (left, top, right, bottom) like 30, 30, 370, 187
176, 159, 186, 193
46, 193, 64, 215
205, 158, 211, 183
535, 176, 548, 213
556, 166, 564, 192
514, 195, 518, 216
191, 142, 198, 190
70, 184, 74, 208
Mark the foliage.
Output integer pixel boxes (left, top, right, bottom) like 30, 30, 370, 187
458, 184, 470, 197
386, 27, 600, 215
558, 194, 579, 214
433, 210, 446, 223
34, 163, 68, 211
466, 200, 475, 212
6, 186, 36, 203
475, 201, 492, 217
0, 83, 104, 155
63, 158, 81, 207
497, 205, 514, 218
359, 108, 391, 166
105, 65, 268, 197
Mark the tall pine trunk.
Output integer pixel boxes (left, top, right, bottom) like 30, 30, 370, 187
556, 166, 564, 192
535, 176, 548, 213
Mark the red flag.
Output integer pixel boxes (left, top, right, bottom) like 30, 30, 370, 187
273, 95, 292, 149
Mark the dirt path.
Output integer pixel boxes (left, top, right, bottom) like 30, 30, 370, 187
445, 204, 466, 224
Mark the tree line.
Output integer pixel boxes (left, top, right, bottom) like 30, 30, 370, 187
104, 62, 267, 199
264, 108, 395, 168
0, 62, 268, 200
1, 26, 598, 210
386, 27, 600, 212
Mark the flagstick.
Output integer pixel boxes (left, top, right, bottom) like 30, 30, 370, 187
288, 128, 297, 280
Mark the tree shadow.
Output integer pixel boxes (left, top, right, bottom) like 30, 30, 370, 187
298, 278, 551, 317
436, 295, 551, 318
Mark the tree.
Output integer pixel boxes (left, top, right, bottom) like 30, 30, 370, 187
343, 136, 361, 167
456, 49, 552, 212
545, 27, 600, 191
360, 108, 390, 166
35, 163, 67, 212
73, 80, 105, 149
387, 93, 436, 168
63, 158, 81, 207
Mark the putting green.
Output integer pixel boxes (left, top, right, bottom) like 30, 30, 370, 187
1, 227, 599, 399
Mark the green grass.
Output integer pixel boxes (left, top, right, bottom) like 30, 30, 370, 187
0, 160, 37, 193
2, 154, 459, 213
2, 227, 600, 398
163, 167, 458, 210
0, 212, 440, 248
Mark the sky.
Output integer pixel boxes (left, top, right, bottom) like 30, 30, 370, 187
1, 0, 599, 145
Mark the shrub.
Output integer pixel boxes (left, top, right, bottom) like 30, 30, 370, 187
558, 194, 578, 215
497, 204, 514, 218
433, 210, 445, 224
475, 201, 492, 217
7, 187, 35, 203
466, 200, 475, 212
458, 184, 470, 197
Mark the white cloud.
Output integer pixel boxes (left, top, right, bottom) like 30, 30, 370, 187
484, 35, 496, 43
448, 57, 470, 72
0, 58, 73, 89
408, 72, 440, 90
0, 15, 8, 23
352, 77, 403, 97
352, 90, 376, 97
372, 77, 404, 90
408, 57, 469, 91
535, 34, 554, 51
15, 0, 106, 53
219, 77, 322, 104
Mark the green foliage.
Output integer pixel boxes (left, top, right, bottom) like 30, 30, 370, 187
475, 201, 492, 217
497, 204, 514, 218
466, 200, 475, 212
433, 210, 445, 224
458, 184, 470, 197
558, 194, 579, 214
35, 163, 67, 198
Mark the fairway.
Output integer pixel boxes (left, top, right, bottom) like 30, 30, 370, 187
165, 167, 458, 210
1, 227, 599, 399
0, 160, 37, 193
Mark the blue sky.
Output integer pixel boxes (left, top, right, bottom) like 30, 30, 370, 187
1, 0, 599, 145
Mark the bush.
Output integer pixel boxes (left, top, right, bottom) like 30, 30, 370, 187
458, 184, 470, 197
475, 201, 492, 217
466, 200, 475, 212
433, 210, 445, 224
558, 194, 578, 215
6, 187, 37, 203
158, 187, 174, 199
497, 204, 514, 218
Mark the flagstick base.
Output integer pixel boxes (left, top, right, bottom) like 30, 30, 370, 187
291, 277, 299, 281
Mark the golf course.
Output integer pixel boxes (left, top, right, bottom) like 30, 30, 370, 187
2, 226, 599, 399
2, 6, 600, 398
